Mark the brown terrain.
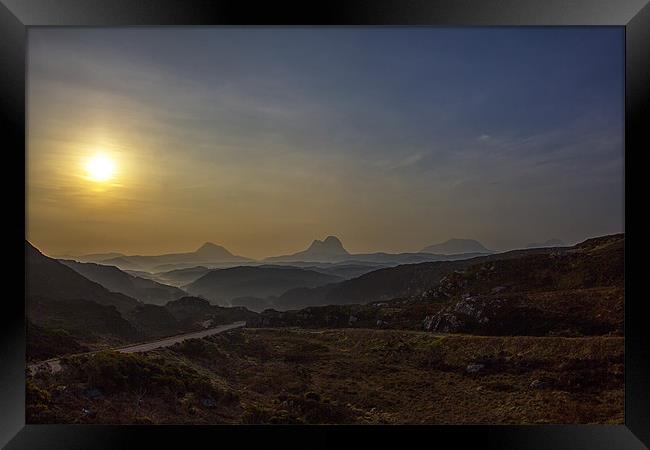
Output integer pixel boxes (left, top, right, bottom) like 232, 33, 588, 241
27, 328, 623, 424
26, 234, 624, 424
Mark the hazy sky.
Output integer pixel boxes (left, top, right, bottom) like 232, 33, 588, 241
27, 27, 624, 258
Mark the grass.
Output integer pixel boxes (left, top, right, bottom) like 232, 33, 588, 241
26, 327, 623, 424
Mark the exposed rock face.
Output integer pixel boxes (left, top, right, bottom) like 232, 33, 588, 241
425, 296, 507, 333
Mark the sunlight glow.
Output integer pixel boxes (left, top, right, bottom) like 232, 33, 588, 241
85, 154, 115, 182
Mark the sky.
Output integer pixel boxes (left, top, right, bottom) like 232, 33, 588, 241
27, 27, 624, 259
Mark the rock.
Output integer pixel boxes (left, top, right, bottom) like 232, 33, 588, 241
305, 392, 321, 402
348, 315, 358, 325
201, 396, 217, 408
466, 363, 485, 374
376, 320, 388, 328
81, 407, 96, 417
529, 379, 549, 389
83, 388, 104, 400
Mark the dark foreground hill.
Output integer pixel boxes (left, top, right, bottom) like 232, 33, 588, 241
250, 234, 624, 337
59, 259, 187, 305
27, 328, 623, 424
27, 242, 141, 314
26, 242, 258, 361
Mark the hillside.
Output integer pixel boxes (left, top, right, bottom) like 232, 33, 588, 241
26, 242, 141, 314
59, 259, 186, 305
26, 242, 258, 360
27, 328, 623, 424
250, 234, 624, 337
184, 266, 343, 305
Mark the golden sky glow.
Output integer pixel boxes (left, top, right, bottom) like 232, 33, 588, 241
84, 153, 116, 182
26, 28, 624, 259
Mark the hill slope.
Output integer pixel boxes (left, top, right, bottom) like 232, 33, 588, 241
59, 260, 186, 305
250, 234, 624, 337
184, 266, 344, 304
27, 242, 141, 314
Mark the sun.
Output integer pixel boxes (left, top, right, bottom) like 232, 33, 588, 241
85, 154, 116, 182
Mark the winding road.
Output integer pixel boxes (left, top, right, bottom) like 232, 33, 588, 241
28, 321, 246, 375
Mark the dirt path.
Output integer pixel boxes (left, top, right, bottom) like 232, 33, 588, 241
28, 321, 246, 375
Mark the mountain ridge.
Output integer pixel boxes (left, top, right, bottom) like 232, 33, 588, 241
420, 238, 491, 255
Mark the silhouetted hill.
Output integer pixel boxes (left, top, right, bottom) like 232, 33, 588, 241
26, 241, 141, 314
124, 304, 184, 337
53, 251, 126, 262
250, 234, 624, 337
526, 238, 566, 248
420, 238, 491, 255
184, 266, 344, 304
266, 235, 487, 265
27, 296, 142, 343
165, 296, 258, 328
94, 242, 251, 271
298, 264, 384, 279
266, 236, 350, 262
59, 259, 186, 305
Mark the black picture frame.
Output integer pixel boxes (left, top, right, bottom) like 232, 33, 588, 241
2, 1, 649, 448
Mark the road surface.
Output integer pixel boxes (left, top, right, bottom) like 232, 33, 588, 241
28, 321, 246, 375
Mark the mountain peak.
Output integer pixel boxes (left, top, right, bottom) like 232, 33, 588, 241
420, 238, 491, 255
307, 235, 349, 255
195, 242, 234, 257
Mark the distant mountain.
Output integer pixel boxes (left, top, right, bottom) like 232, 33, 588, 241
526, 239, 566, 248
265, 239, 604, 310
250, 233, 624, 336
99, 256, 144, 271
184, 266, 344, 305
59, 259, 187, 305
26, 241, 141, 314
420, 238, 491, 255
266, 235, 488, 264
266, 236, 350, 263
53, 251, 126, 262
333, 252, 487, 265
91, 242, 252, 271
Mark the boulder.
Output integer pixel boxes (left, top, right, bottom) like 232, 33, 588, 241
466, 363, 485, 374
